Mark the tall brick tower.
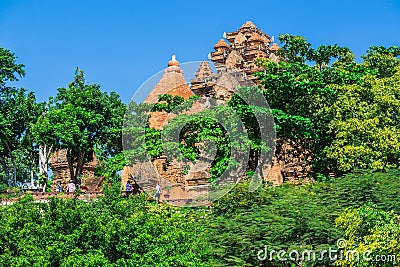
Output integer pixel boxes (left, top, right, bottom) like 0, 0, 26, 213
191, 21, 280, 101
144, 55, 193, 104
145, 55, 193, 129
122, 21, 302, 202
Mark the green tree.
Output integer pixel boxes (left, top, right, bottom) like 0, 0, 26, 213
362, 45, 400, 78
0, 48, 28, 185
0, 47, 25, 86
38, 68, 126, 183
0, 191, 209, 266
335, 205, 399, 267
30, 109, 56, 184
0, 74, 40, 185
325, 65, 400, 172
276, 34, 312, 64
255, 35, 397, 177
255, 54, 335, 177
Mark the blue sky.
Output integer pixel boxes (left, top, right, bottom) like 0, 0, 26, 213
1, 0, 399, 103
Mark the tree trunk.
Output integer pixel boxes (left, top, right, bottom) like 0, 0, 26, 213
38, 144, 52, 184
30, 160, 34, 185
66, 149, 86, 184
66, 149, 75, 183
7, 153, 17, 186
75, 150, 86, 184
13, 163, 16, 186
1, 158, 11, 186
2, 141, 15, 186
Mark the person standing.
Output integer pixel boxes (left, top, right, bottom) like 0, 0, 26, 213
66, 180, 76, 193
154, 183, 161, 203
56, 181, 63, 193
125, 180, 132, 195
22, 181, 29, 193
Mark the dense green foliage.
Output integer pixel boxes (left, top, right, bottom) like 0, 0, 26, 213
1, 170, 399, 266
0, 48, 25, 86
255, 34, 400, 177
0, 189, 209, 266
335, 205, 399, 267
205, 169, 400, 266
326, 67, 400, 172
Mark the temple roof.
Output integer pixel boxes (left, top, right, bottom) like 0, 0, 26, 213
194, 61, 214, 79
144, 55, 193, 104
240, 21, 257, 30
269, 43, 280, 51
214, 39, 229, 49
261, 33, 271, 43
248, 32, 263, 43
168, 55, 180, 67
234, 32, 247, 45
225, 50, 244, 70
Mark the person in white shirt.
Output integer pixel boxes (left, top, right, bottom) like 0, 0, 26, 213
154, 183, 161, 203
66, 180, 76, 193
55, 181, 63, 193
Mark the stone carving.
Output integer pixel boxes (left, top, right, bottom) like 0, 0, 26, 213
234, 32, 246, 46
225, 50, 244, 71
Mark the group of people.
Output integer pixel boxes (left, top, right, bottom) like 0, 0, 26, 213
125, 180, 161, 203
22, 181, 46, 193
21, 179, 78, 194
22, 179, 161, 198
125, 180, 141, 195
55, 180, 77, 193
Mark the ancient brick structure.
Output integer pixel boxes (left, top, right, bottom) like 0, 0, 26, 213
122, 55, 214, 198
50, 150, 101, 191
145, 55, 193, 104
211, 21, 278, 79
123, 21, 312, 201
191, 21, 280, 101
146, 55, 194, 129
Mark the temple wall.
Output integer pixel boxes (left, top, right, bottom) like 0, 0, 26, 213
50, 150, 101, 192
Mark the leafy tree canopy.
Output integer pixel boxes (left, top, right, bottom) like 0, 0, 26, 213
325, 65, 400, 172
335, 205, 400, 267
0, 47, 25, 86
34, 68, 126, 182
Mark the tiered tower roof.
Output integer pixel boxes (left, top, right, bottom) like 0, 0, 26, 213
269, 43, 280, 51
248, 32, 264, 43
240, 21, 257, 29
145, 22, 281, 107
211, 20, 279, 75
214, 39, 229, 49
194, 61, 214, 80
144, 55, 193, 104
